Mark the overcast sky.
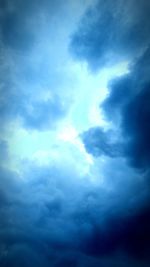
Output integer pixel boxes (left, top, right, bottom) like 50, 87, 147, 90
0, 1, 150, 266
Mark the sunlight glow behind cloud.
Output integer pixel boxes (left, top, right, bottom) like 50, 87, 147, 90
5, 60, 129, 175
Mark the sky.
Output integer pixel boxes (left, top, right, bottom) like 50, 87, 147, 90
0, 0, 150, 266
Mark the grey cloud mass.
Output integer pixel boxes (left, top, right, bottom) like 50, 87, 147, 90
70, 0, 150, 264
71, 0, 150, 171
1, 0, 150, 266
71, 0, 150, 69
0, 158, 150, 266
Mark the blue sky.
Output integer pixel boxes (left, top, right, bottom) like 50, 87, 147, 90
0, 1, 150, 266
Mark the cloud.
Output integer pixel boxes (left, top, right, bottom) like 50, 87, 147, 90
81, 127, 122, 157
70, 0, 150, 70
69, 2, 150, 264
20, 94, 67, 130
0, 151, 150, 266
122, 83, 150, 169
1, 0, 150, 266
71, 0, 150, 172
0, 0, 89, 131
100, 47, 150, 171
80, 60, 150, 171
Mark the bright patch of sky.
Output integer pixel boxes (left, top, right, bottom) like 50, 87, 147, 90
5, 58, 129, 177
1, 0, 129, 177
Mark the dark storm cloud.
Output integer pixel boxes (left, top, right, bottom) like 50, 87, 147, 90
99, 47, 150, 171
0, 157, 150, 266
70, 1, 150, 264
71, 0, 150, 172
122, 83, 150, 169
1, 0, 150, 267
81, 49, 150, 171
81, 205, 150, 259
101, 74, 134, 122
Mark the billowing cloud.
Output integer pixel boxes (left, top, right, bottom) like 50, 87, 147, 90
70, 0, 150, 69
71, 0, 150, 172
82, 47, 150, 171
1, 0, 150, 266
0, 154, 150, 266
70, 0, 150, 264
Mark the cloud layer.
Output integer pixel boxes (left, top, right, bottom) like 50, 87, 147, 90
1, 0, 150, 266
